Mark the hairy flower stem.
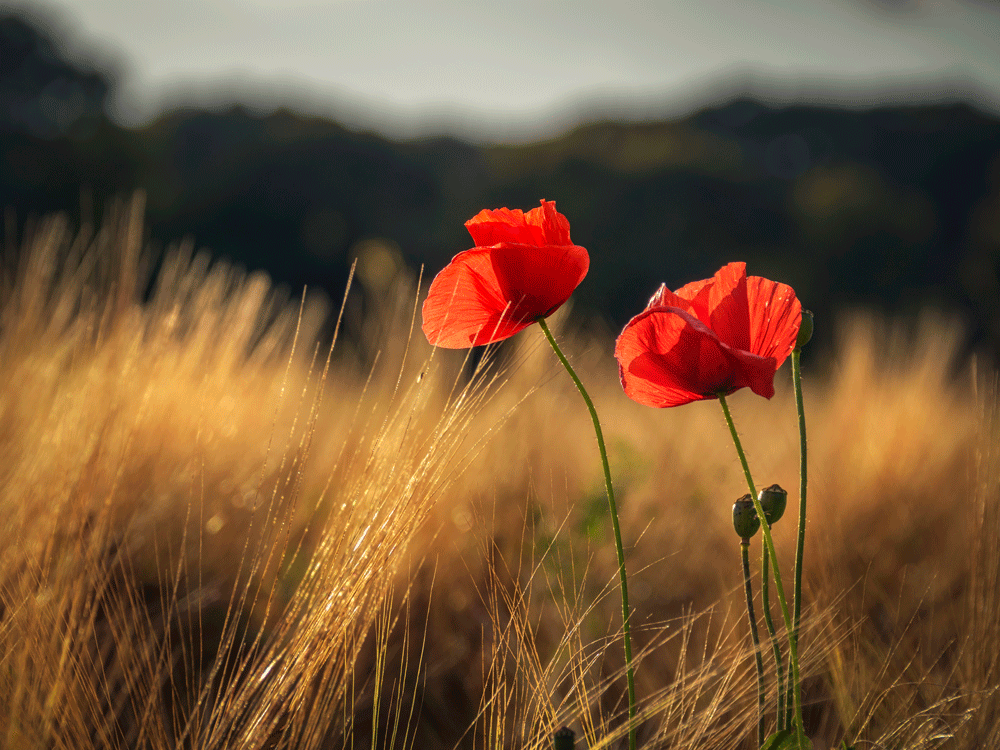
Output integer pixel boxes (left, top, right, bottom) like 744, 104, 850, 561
718, 394, 805, 744
538, 318, 637, 750
761, 549, 786, 728
785, 346, 808, 729
742, 539, 767, 747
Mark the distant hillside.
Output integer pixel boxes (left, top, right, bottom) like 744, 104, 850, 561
3, 11, 999, 358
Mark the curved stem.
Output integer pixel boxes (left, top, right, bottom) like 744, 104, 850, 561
718, 394, 757, 499
718, 394, 804, 743
741, 540, 766, 747
787, 347, 808, 729
538, 318, 636, 750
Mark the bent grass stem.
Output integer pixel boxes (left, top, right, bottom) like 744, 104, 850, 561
537, 318, 636, 750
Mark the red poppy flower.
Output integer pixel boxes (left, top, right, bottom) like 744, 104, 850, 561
422, 200, 589, 348
615, 262, 801, 408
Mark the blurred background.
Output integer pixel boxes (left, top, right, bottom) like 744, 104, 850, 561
2, 0, 999, 359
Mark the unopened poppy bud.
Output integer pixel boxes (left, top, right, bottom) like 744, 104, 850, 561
732, 495, 760, 540
758, 484, 788, 525
553, 726, 575, 750
796, 310, 814, 349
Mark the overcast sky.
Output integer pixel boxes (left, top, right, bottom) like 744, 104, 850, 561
16, 0, 1000, 142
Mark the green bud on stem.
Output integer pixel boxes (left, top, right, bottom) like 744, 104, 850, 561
733, 494, 761, 540
553, 727, 575, 750
758, 484, 788, 525
796, 310, 814, 349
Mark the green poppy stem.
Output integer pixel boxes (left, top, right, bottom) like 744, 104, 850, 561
718, 394, 805, 745
538, 318, 637, 750
760, 546, 786, 729
741, 539, 766, 747
786, 346, 808, 730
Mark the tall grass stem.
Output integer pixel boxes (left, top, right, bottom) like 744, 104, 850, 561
538, 318, 636, 750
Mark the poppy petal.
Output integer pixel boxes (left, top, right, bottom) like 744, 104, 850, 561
645, 283, 700, 318
671, 275, 716, 322
525, 200, 572, 246
424, 200, 588, 349
616, 307, 780, 408
673, 276, 715, 302
704, 262, 753, 352
421, 248, 534, 348
489, 242, 589, 321
616, 308, 724, 407
465, 207, 544, 247
745, 274, 802, 365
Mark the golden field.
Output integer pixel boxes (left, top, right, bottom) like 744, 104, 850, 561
0, 196, 997, 749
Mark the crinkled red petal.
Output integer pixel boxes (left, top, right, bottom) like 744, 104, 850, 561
683, 262, 801, 366
615, 307, 780, 408
421, 247, 532, 348
745, 273, 801, 366
489, 242, 589, 320
465, 207, 543, 248
704, 262, 752, 352
645, 283, 700, 318
425, 200, 587, 349
671, 274, 717, 323
465, 199, 573, 249
524, 200, 572, 246
421, 239, 589, 348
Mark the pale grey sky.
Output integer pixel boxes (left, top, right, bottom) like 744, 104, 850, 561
17, 0, 1000, 141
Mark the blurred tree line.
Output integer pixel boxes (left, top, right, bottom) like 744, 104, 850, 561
3, 11, 999, 359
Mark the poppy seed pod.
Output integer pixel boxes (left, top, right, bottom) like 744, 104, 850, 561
553, 726, 576, 750
732, 494, 760, 540
796, 309, 814, 349
758, 484, 788, 525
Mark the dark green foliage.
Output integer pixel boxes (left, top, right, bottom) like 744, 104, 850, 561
796, 311, 814, 349
761, 728, 814, 749
553, 726, 575, 750
3, 9, 1000, 359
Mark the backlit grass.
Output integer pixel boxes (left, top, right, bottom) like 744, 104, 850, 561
0, 195, 996, 749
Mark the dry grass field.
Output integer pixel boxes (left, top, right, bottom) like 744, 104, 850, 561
0, 195, 997, 749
